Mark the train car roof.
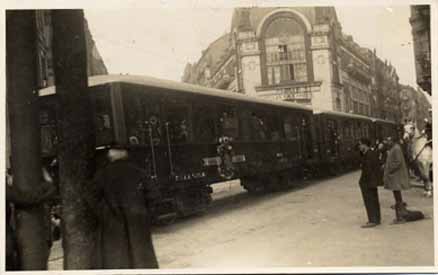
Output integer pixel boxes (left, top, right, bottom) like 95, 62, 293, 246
370, 117, 398, 124
313, 109, 372, 121
314, 109, 397, 124
39, 74, 313, 112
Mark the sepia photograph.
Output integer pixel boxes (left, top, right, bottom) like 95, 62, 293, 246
3, 0, 435, 272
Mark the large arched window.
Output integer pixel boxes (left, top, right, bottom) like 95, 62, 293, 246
263, 17, 308, 85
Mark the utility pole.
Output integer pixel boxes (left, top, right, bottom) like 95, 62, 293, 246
6, 10, 50, 270
51, 10, 96, 269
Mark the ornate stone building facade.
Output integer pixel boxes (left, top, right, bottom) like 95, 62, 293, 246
35, 10, 108, 89
182, 7, 403, 122
410, 5, 431, 95
372, 56, 401, 122
400, 84, 432, 129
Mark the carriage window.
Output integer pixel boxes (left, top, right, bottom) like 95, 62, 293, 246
124, 90, 161, 145
343, 121, 351, 138
249, 110, 283, 141
326, 120, 337, 137
376, 125, 382, 141
218, 106, 239, 139
239, 110, 252, 141
355, 122, 362, 139
284, 117, 298, 141
249, 112, 267, 141
326, 119, 339, 156
193, 104, 216, 143
40, 108, 58, 156
265, 112, 283, 141
92, 92, 114, 146
301, 116, 313, 158
362, 124, 369, 138
350, 123, 355, 139
164, 100, 192, 144
95, 113, 114, 146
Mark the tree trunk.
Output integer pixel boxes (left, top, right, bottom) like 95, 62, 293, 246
51, 10, 97, 269
6, 10, 50, 270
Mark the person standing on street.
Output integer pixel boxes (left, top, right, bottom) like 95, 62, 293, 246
383, 136, 412, 223
358, 138, 382, 228
91, 144, 159, 269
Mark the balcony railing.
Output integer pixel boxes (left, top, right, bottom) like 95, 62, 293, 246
266, 51, 306, 64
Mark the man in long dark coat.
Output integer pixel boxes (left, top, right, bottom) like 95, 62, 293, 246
92, 145, 158, 269
358, 138, 382, 228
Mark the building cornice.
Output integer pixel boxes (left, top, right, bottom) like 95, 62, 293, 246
255, 80, 322, 92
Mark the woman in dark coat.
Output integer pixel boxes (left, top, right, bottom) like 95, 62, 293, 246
92, 145, 158, 269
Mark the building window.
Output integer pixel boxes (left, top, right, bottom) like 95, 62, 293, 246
336, 97, 341, 111
263, 17, 308, 85
288, 64, 295, 80
353, 101, 358, 114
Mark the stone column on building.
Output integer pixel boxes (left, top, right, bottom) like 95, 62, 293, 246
310, 24, 335, 111
236, 31, 262, 96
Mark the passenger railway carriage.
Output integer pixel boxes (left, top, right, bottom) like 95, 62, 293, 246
313, 110, 389, 174
38, 74, 400, 223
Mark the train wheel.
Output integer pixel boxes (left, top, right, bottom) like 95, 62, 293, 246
151, 198, 179, 226
301, 165, 313, 180
241, 177, 264, 194
173, 187, 212, 217
263, 173, 285, 192
328, 163, 340, 176
156, 213, 178, 226
273, 172, 289, 191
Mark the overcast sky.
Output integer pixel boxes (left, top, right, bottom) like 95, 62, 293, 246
84, 5, 417, 87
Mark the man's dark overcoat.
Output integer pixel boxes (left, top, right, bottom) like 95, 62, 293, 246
360, 149, 383, 188
92, 159, 158, 269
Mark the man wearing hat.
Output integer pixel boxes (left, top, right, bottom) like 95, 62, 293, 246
358, 138, 382, 228
91, 144, 158, 269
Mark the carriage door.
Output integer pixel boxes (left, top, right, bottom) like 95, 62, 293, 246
123, 92, 163, 178
298, 115, 313, 160
161, 98, 192, 177
39, 106, 58, 158
326, 119, 339, 157
216, 105, 240, 180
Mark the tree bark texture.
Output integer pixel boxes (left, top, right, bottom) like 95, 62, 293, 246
51, 10, 97, 269
6, 10, 50, 270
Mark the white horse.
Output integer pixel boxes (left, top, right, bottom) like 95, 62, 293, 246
403, 123, 433, 197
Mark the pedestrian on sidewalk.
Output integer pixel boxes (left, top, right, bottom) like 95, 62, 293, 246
90, 144, 159, 269
383, 136, 423, 223
358, 138, 382, 228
